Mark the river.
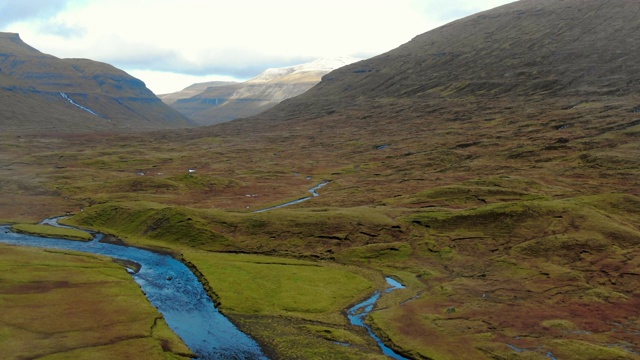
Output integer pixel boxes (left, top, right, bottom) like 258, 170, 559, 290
2, 205, 408, 359
0, 222, 268, 360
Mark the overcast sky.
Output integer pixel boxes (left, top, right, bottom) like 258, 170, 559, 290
0, 0, 514, 94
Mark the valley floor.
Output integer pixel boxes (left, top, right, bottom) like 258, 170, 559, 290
1, 95, 639, 359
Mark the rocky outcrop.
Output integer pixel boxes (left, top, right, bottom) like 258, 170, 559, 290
0, 32, 195, 132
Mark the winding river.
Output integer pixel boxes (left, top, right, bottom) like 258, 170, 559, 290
1, 181, 409, 359
0, 221, 267, 360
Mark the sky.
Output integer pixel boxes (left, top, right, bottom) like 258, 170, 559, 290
0, 0, 514, 94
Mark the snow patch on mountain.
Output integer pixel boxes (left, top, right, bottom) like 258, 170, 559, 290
247, 56, 360, 83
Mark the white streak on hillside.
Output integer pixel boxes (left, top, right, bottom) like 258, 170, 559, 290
59, 92, 102, 117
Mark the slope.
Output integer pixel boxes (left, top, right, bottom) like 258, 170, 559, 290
240, 0, 639, 123
191, 0, 638, 357
0, 32, 194, 133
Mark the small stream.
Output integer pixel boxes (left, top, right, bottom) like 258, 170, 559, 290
348, 277, 409, 360
0, 221, 268, 360
254, 181, 329, 213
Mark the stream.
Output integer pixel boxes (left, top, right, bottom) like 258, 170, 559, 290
253, 180, 410, 357
254, 181, 329, 213
0, 220, 268, 360
348, 277, 409, 360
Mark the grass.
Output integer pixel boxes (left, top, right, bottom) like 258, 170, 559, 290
336, 242, 412, 264
53, 189, 640, 359
0, 244, 193, 360
182, 250, 377, 323
10, 223, 93, 241
181, 250, 391, 358
303, 325, 370, 346
549, 339, 633, 360
9, 177, 640, 360
61, 201, 232, 252
63, 201, 406, 257
228, 314, 389, 359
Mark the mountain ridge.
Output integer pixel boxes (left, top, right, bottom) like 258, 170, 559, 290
0, 32, 195, 132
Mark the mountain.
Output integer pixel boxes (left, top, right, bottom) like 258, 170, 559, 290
0, 32, 194, 132
162, 57, 359, 126
240, 0, 640, 124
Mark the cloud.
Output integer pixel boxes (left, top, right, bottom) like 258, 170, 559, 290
0, 0, 70, 27
9, 0, 435, 71
414, 0, 515, 22
38, 21, 86, 38
127, 69, 240, 95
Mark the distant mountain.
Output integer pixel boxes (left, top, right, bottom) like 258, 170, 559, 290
158, 81, 238, 105
0, 32, 194, 132
162, 57, 359, 126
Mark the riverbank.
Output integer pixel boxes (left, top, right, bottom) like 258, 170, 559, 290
180, 249, 396, 359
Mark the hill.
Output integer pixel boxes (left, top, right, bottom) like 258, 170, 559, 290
239, 0, 640, 122
162, 57, 358, 126
0, 32, 194, 132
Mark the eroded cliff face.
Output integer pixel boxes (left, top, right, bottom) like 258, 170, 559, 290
0, 32, 194, 132
163, 57, 359, 126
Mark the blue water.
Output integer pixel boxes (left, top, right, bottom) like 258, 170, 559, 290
347, 277, 408, 360
0, 222, 268, 360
